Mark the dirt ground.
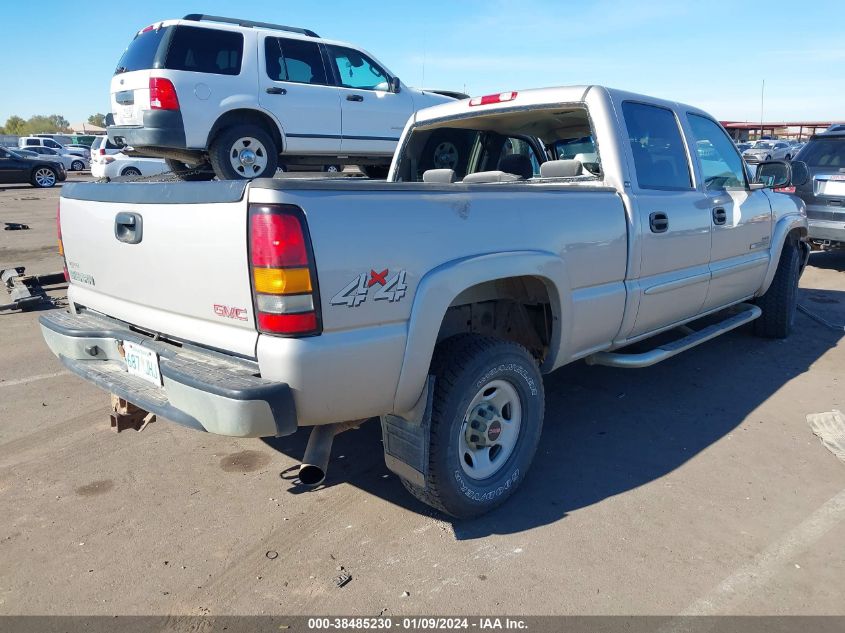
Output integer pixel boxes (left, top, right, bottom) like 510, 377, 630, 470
1, 177, 843, 616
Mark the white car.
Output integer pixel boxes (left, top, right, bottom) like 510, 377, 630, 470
742, 140, 794, 164
91, 152, 168, 179
18, 136, 88, 159
21, 146, 89, 171
107, 14, 456, 180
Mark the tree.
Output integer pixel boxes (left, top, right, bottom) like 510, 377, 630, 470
87, 113, 106, 128
1, 115, 27, 135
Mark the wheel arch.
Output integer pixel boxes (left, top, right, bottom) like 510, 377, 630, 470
758, 213, 808, 296
206, 108, 285, 155
392, 251, 570, 415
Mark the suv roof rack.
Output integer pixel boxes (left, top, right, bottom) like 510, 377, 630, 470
182, 14, 319, 38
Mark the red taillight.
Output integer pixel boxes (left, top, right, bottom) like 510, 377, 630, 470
249, 205, 320, 336
98, 148, 105, 156
149, 77, 179, 111
57, 203, 68, 282
140, 25, 155, 34
469, 91, 518, 107
774, 186, 796, 193
250, 213, 308, 267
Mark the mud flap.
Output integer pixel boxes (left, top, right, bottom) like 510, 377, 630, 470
380, 376, 434, 489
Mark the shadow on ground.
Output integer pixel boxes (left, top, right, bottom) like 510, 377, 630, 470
263, 285, 844, 540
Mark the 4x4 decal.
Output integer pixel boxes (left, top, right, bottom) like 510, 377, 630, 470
331, 269, 407, 307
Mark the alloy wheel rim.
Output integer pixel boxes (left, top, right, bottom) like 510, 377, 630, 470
35, 168, 55, 186
433, 141, 459, 169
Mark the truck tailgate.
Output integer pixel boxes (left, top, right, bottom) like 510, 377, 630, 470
59, 181, 258, 358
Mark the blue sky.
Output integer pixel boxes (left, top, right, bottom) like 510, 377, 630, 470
0, 0, 843, 124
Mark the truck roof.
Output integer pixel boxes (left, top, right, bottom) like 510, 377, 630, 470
412, 85, 714, 126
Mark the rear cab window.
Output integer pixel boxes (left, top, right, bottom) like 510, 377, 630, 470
797, 138, 845, 168
622, 101, 692, 190
395, 106, 596, 182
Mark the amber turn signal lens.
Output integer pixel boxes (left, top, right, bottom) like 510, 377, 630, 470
253, 267, 312, 295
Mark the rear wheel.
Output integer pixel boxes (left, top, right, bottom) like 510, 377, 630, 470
165, 158, 215, 181
31, 166, 57, 188
401, 335, 545, 518
71, 160, 85, 171
120, 167, 142, 177
754, 238, 801, 338
323, 164, 342, 173
209, 125, 278, 180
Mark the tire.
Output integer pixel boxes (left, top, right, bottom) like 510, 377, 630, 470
71, 160, 85, 171
323, 164, 342, 173
361, 165, 389, 179
765, 154, 772, 161
401, 335, 545, 518
121, 167, 142, 177
420, 130, 471, 173
31, 166, 57, 188
754, 238, 801, 339
208, 125, 278, 180
165, 159, 215, 182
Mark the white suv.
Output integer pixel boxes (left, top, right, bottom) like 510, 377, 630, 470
107, 14, 457, 180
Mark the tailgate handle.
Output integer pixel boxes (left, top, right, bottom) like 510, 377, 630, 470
115, 212, 143, 244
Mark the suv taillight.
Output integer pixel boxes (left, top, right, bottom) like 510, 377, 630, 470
57, 203, 68, 282
249, 205, 321, 336
149, 77, 179, 110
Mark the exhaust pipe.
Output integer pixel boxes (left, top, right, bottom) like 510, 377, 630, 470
298, 420, 364, 486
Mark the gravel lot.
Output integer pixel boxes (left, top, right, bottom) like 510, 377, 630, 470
1, 176, 843, 616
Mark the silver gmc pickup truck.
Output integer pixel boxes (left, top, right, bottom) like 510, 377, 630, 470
41, 86, 810, 517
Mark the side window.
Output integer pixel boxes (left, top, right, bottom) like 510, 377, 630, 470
165, 26, 243, 75
264, 37, 328, 85
326, 45, 389, 91
622, 102, 692, 190
686, 114, 747, 190
24, 139, 38, 146
45, 140, 60, 148
0, 148, 9, 158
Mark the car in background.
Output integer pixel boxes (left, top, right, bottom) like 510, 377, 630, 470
787, 140, 805, 156
91, 152, 168, 179
824, 123, 845, 133
742, 140, 794, 163
107, 14, 455, 180
22, 146, 89, 171
792, 132, 845, 249
18, 136, 88, 159
65, 144, 92, 159
90, 135, 121, 159
12, 148, 68, 180
735, 141, 752, 153
0, 146, 66, 187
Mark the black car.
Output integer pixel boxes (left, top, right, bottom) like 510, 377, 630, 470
0, 146, 66, 187
793, 132, 845, 249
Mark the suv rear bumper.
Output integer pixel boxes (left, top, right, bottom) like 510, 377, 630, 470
808, 218, 845, 244
108, 110, 187, 150
39, 309, 297, 438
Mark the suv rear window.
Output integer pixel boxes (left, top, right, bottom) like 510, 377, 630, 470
165, 26, 243, 75
115, 26, 169, 74
796, 138, 845, 168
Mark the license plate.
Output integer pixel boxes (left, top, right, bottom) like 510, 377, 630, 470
123, 341, 162, 387
822, 180, 845, 196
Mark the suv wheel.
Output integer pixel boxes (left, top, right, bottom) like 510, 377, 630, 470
401, 335, 545, 518
71, 160, 85, 171
165, 159, 215, 182
209, 125, 278, 180
31, 166, 57, 188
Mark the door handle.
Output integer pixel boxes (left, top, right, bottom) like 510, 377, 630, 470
346, 94, 364, 102
712, 207, 727, 225
115, 212, 142, 244
649, 211, 669, 233
265, 87, 286, 95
